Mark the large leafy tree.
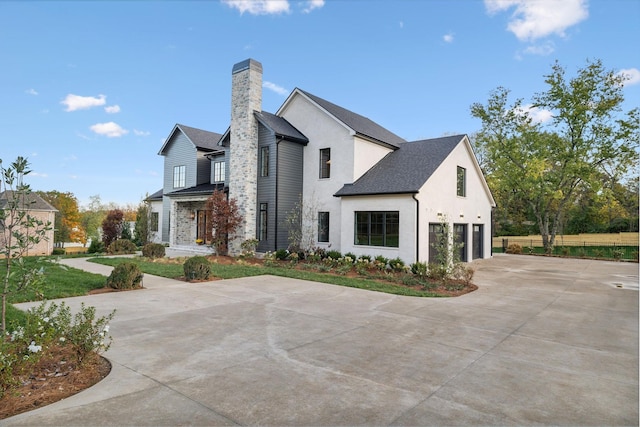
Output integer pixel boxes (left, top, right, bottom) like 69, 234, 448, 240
80, 194, 107, 245
101, 209, 125, 247
471, 59, 639, 251
38, 191, 84, 246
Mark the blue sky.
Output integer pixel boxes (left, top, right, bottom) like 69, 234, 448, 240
2, 0, 638, 207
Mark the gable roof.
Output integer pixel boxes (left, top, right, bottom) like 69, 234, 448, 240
335, 135, 464, 197
254, 111, 309, 144
165, 182, 226, 198
158, 124, 223, 155
0, 191, 58, 211
145, 189, 163, 201
283, 89, 406, 149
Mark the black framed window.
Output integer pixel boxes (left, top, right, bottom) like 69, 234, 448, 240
318, 212, 329, 242
319, 148, 331, 179
259, 203, 268, 241
457, 166, 466, 197
354, 211, 399, 247
260, 147, 269, 177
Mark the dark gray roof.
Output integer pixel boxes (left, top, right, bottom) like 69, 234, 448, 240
146, 189, 163, 201
176, 124, 222, 151
165, 183, 226, 197
255, 111, 308, 144
0, 191, 58, 211
335, 135, 465, 197
298, 89, 406, 148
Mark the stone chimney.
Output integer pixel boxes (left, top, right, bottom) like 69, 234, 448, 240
228, 58, 262, 255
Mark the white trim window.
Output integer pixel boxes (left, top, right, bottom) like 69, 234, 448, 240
213, 161, 226, 182
173, 165, 186, 188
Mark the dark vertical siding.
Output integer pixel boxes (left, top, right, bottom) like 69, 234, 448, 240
256, 124, 276, 252
196, 152, 211, 185
276, 140, 304, 251
161, 131, 198, 242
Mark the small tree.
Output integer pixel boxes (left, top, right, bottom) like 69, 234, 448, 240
133, 203, 150, 246
1, 157, 52, 332
429, 216, 464, 280
285, 194, 320, 254
101, 209, 124, 247
204, 190, 243, 256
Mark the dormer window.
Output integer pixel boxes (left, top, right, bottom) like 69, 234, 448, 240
173, 165, 186, 188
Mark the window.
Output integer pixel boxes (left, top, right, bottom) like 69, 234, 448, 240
150, 212, 159, 232
354, 211, 399, 247
213, 161, 225, 182
318, 212, 329, 242
457, 166, 466, 197
173, 165, 186, 188
260, 147, 269, 177
319, 148, 331, 179
259, 203, 268, 241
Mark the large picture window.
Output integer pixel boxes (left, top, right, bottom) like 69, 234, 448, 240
354, 211, 399, 247
213, 161, 225, 182
173, 165, 186, 188
318, 212, 329, 242
319, 148, 331, 179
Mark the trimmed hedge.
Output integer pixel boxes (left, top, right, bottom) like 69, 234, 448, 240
106, 262, 143, 289
183, 256, 211, 281
142, 243, 166, 259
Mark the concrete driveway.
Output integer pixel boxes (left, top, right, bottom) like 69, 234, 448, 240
6, 255, 639, 426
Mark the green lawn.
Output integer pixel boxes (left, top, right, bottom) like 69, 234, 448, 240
1, 256, 107, 327
89, 257, 448, 298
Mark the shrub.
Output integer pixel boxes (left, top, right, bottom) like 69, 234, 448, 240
344, 252, 357, 261
107, 239, 137, 255
88, 239, 105, 254
451, 263, 475, 284
275, 249, 289, 260
106, 262, 144, 290
240, 239, 259, 258
358, 255, 372, 262
52, 248, 66, 255
427, 262, 448, 281
183, 256, 211, 281
612, 249, 625, 260
410, 261, 428, 277
142, 243, 166, 259
506, 243, 522, 254
388, 257, 405, 272
326, 250, 342, 260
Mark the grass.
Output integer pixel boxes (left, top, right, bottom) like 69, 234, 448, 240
89, 257, 450, 297
1, 257, 107, 327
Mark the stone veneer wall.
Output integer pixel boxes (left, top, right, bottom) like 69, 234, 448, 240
228, 59, 262, 255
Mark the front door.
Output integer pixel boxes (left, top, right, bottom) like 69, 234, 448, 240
454, 224, 467, 262
197, 210, 211, 244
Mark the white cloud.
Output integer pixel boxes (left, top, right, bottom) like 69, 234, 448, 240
25, 88, 38, 95
443, 32, 454, 43
399, 21, 404, 29
134, 129, 151, 137
61, 94, 107, 112
521, 40, 555, 56
264, 81, 289, 96
302, 0, 324, 13
105, 105, 121, 114
484, 0, 588, 41
516, 104, 553, 124
89, 122, 129, 138
31, 172, 48, 178
222, 0, 290, 15
617, 68, 640, 86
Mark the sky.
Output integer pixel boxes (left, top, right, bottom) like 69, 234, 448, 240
1, 0, 639, 208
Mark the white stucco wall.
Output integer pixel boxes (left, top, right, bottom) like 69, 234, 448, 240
353, 137, 393, 181
417, 139, 494, 262
339, 194, 417, 262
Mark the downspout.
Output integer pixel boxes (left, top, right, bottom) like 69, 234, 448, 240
412, 193, 419, 263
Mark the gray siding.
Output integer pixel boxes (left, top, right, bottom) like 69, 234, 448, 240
197, 152, 211, 185
161, 132, 197, 242
256, 124, 276, 252
276, 140, 304, 251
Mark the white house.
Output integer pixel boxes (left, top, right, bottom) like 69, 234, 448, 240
148, 58, 496, 264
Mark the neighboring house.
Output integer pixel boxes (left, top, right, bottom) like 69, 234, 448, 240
0, 191, 57, 256
148, 58, 496, 264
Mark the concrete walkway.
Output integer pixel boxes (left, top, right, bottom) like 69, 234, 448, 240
5, 255, 638, 426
